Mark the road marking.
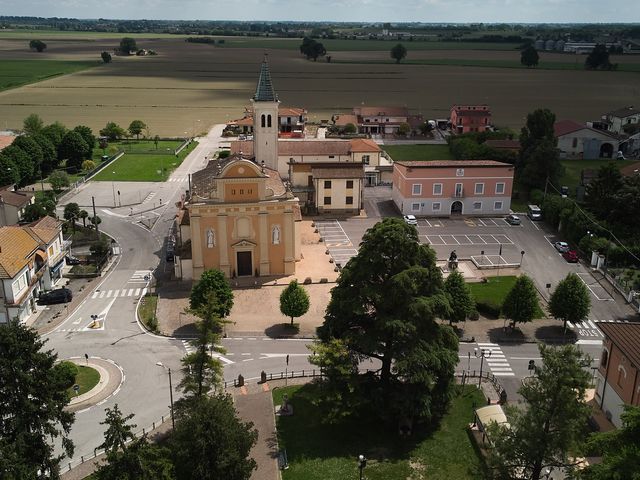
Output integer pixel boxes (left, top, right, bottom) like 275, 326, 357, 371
113, 289, 119, 297
99, 291, 106, 298
72, 318, 82, 325
134, 288, 141, 296
106, 290, 113, 298
577, 339, 603, 345
128, 289, 134, 296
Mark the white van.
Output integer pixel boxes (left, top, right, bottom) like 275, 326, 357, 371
527, 205, 542, 220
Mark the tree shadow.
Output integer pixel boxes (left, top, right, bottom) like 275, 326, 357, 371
264, 323, 300, 339
534, 325, 577, 344
487, 326, 526, 345
171, 324, 198, 337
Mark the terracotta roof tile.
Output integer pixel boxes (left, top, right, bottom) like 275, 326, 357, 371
395, 160, 511, 168
311, 165, 364, 179
606, 106, 640, 118
0, 226, 41, 279
349, 138, 381, 152
597, 322, 640, 369
554, 120, 587, 137
354, 106, 409, 117
279, 140, 352, 156
26, 216, 62, 244
0, 185, 34, 208
0, 135, 16, 151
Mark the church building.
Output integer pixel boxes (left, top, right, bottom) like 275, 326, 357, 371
175, 58, 301, 280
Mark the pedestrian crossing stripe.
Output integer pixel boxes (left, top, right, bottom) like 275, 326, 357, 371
476, 343, 514, 376
91, 287, 146, 299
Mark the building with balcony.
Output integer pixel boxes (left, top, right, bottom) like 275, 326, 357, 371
450, 105, 492, 134
27, 216, 66, 288
601, 106, 640, 135
334, 106, 423, 135
392, 160, 514, 217
594, 321, 640, 428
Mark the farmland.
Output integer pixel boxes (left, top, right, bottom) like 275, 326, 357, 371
0, 59, 98, 91
0, 34, 639, 136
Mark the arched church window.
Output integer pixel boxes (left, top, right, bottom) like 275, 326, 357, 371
267, 115, 272, 128
261, 114, 266, 128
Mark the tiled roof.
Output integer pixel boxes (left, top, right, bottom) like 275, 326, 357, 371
606, 106, 640, 118
484, 139, 521, 150
279, 140, 352, 156
311, 165, 364, 179
253, 56, 278, 102
0, 135, 16, 151
349, 138, 381, 152
554, 120, 587, 137
395, 160, 511, 168
597, 322, 640, 369
0, 185, 34, 208
453, 109, 492, 117
228, 106, 306, 126
292, 204, 302, 222
334, 114, 358, 126
0, 226, 41, 279
26, 216, 62, 244
354, 106, 409, 117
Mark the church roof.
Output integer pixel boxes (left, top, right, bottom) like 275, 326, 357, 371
253, 56, 278, 102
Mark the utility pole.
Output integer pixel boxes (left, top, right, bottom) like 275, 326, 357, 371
92, 196, 99, 236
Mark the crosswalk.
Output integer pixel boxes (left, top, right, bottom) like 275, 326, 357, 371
477, 343, 514, 377
568, 318, 630, 338
128, 270, 152, 284
181, 340, 235, 365
91, 287, 147, 299
167, 177, 188, 183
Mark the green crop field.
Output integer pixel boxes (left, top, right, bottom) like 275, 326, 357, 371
0, 59, 98, 91
383, 144, 454, 161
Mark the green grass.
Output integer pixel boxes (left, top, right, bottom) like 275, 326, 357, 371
0, 59, 98, 91
273, 383, 486, 480
558, 158, 637, 194
138, 294, 158, 333
111, 139, 184, 154
383, 144, 453, 161
92, 140, 198, 181
468, 276, 518, 317
67, 365, 100, 397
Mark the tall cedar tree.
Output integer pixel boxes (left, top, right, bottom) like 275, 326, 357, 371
487, 345, 591, 480
171, 394, 258, 480
501, 275, 541, 328
279, 279, 310, 325
318, 218, 458, 423
549, 273, 591, 331
518, 109, 563, 190
0, 321, 75, 479
443, 270, 475, 325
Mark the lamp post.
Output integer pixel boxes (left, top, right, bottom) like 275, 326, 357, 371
520, 250, 525, 266
474, 347, 492, 388
111, 171, 117, 207
358, 454, 366, 480
156, 362, 175, 429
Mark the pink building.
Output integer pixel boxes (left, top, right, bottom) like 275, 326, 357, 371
450, 105, 492, 134
392, 160, 514, 217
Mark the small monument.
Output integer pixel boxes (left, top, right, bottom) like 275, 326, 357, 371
448, 250, 458, 270
277, 393, 294, 416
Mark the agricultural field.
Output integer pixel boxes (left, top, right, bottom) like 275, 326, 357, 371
0, 59, 98, 90
0, 34, 639, 137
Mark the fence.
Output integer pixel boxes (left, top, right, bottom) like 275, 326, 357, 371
174, 138, 192, 155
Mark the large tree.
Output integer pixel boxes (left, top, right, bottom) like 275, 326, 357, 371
582, 405, 640, 480
610, 174, 640, 238
49, 170, 71, 192
63, 202, 81, 231
73, 125, 96, 158
0, 154, 19, 186
101, 51, 112, 63
95, 404, 173, 480
279, 279, 310, 325
443, 271, 475, 325
29, 39, 47, 52
585, 44, 612, 70
189, 269, 233, 316
128, 120, 147, 140
12, 135, 43, 172
585, 161, 624, 218
119, 37, 138, 55
58, 130, 89, 171
32, 134, 59, 174
0, 321, 75, 479
171, 395, 257, 480
317, 218, 458, 423
100, 122, 126, 141
487, 345, 591, 480
23, 113, 44, 135
1, 145, 33, 185
501, 274, 541, 328
299, 37, 326, 61
518, 109, 563, 190
549, 273, 591, 331
390, 43, 407, 63
521, 44, 540, 67
41, 122, 68, 149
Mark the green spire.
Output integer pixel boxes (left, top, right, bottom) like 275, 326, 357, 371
253, 54, 278, 102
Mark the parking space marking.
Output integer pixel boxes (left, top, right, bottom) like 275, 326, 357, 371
441, 235, 460, 245
426, 235, 445, 245
492, 234, 513, 245
480, 234, 498, 244
423, 219, 432, 227
466, 234, 484, 244
577, 272, 614, 301
456, 235, 473, 245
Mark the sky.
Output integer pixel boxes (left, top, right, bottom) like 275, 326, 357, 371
0, 0, 638, 24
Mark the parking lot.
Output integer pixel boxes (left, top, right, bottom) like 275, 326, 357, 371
315, 220, 358, 267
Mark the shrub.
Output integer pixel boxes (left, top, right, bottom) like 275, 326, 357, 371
303, 277, 312, 284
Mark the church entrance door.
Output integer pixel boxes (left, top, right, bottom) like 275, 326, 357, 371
237, 251, 252, 277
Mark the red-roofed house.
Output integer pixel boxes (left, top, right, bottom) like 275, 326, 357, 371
392, 160, 514, 217
0, 185, 35, 227
226, 106, 307, 138
554, 120, 622, 159
450, 105, 492, 134
0, 134, 17, 151
334, 106, 422, 135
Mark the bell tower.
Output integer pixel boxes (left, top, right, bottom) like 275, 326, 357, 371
251, 55, 279, 171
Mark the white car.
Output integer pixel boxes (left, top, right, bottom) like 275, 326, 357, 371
403, 214, 418, 226
554, 241, 570, 253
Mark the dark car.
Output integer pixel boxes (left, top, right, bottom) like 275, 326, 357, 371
562, 250, 579, 263
65, 255, 81, 265
505, 214, 521, 226
38, 288, 73, 305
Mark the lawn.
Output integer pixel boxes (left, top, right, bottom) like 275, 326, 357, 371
67, 365, 100, 397
273, 383, 486, 480
558, 158, 636, 194
138, 294, 158, 333
0, 59, 98, 91
467, 275, 518, 317
383, 144, 454, 161
92, 140, 198, 181
110, 139, 185, 154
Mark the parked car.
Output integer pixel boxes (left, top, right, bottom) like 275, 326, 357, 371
505, 214, 521, 225
527, 204, 542, 220
403, 214, 418, 226
38, 288, 72, 305
65, 255, 81, 265
562, 250, 579, 263
554, 241, 570, 253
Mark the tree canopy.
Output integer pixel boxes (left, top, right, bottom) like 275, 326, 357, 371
101, 51, 112, 63
41, 122, 68, 149
501, 274, 541, 327
390, 43, 408, 63
488, 344, 591, 480
0, 145, 33, 186
518, 109, 563, 190
29, 39, 47, 52
317, 218, 458, 423
279, 280, 310, 325
100, 122, 126, 141
189, 269, 233, 317
521, 44, 540, 67
23, 113, 44, 135
58, 131, 89, 171
73, 125, 96, 156
0, 321, 75, 479
119, 37, 138, 55
549, 273, 591, 331
128, 120, 147, 140
299, 37, 326, 61
585, 44, 613, 70
443, 270, 475, 325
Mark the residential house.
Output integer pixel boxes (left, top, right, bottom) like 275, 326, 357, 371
0, 216, 65, 323
0, 133, 16, 151
602, 106, 640, 135
555, 120, 622, 159
334, 106, 422, 135
594, 322, 640, 428
0, 185, 35, 226
227, 106, 307, 138
392, 160, 514, 217
450, 105, 492, 134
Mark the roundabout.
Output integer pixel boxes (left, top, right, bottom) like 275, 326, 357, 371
64, 357, 125, 414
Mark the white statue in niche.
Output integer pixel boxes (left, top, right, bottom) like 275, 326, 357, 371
272, 225, 281, 245
206, 228, 215, 248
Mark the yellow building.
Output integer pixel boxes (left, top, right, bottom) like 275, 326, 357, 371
177, 59, 301, 280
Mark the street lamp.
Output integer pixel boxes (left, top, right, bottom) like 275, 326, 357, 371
156, 362, 175, 429
358, 454, 367, 480
474, 347, 492, 388
111, 171, 117, 207
520, 250, 525, 266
